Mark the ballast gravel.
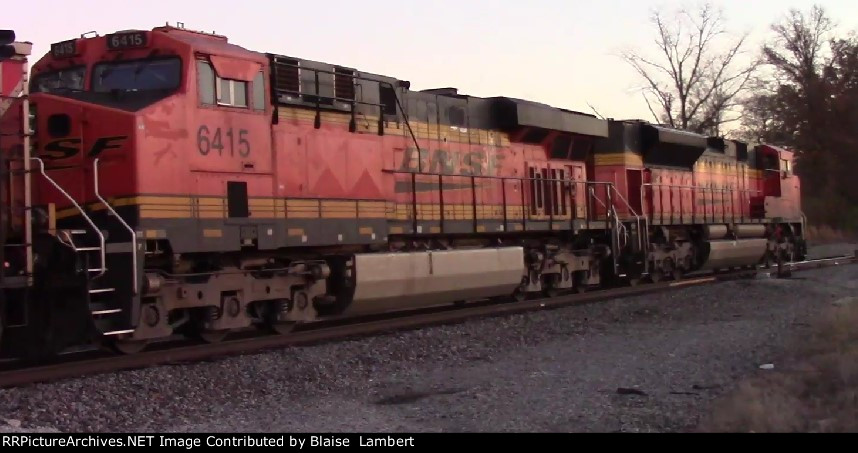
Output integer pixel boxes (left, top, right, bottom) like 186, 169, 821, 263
1, 242, 857, 433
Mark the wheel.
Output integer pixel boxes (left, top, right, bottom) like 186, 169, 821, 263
111, 339, 149, 355
672, 267, 684, 281
268, 321, 298, 335
573, 271, 589, 293
650, 270, 663, 283
198, 330, 229, 343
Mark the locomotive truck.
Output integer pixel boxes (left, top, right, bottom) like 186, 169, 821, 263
0, 24, 806, 359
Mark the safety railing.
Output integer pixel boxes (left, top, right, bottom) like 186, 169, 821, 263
31, 157, 106, 278
385, 169, 655, 277
385, 170, 615, 227
587, 181, 649, 273
640, 183, 763, 225
0, 91, 33, 286
387, 169, 649, 252
269, 57, 424, 175
93, 158, 137, 294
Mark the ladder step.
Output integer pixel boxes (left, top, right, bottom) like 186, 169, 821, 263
92, 308, 122, 315
89, 287, 115, 294
69, 230, 87, 235
76, 247, 101, 252
103, 329, 135, 336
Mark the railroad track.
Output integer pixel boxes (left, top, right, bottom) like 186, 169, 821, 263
0, 253, 854, 389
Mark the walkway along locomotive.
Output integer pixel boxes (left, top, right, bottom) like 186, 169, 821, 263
0, 25, 806, 358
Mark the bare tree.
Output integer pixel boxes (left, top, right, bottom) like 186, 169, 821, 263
622, 2, 758, 136
762, 5, 833, 89
740, 4, 858, 229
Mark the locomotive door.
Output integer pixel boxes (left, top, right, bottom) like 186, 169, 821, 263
570, 165, 586, 219
760, 148, 782, 197
526, 163, 546, 221
626, 169, 643, 217
526, 162, 573, 225
642, 169, 653, 218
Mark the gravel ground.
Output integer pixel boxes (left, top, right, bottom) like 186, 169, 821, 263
806, 241, 858, 260
0, 242, 857, 433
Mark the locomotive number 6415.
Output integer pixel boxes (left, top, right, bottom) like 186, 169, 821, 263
197, 125, 250, 157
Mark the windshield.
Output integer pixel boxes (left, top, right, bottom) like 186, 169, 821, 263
32, 67, 86, 94
92, 57, 181, 93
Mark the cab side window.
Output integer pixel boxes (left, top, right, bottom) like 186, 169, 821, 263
218, 77, 247, 107
196, 59, 248, 108
198, 60, 216, 105
252, 71, 265, 112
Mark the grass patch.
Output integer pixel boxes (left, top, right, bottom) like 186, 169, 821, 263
699, 299, 858, 432
805, 225, 858, 245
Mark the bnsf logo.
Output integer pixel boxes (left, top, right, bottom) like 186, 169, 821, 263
40, 136, 129, 160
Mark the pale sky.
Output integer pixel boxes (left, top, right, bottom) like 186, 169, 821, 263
12, 0, 858, 122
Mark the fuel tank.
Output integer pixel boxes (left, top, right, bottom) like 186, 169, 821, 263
704, 225, 728, 239
698, 238, 767, 271
704, 224, 767, 239
342, 247, 525, 316
734, 224, 766, 238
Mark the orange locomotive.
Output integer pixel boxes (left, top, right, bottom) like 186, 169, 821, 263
0, 25, 805, 358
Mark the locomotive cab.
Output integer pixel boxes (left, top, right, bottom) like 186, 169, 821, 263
13, 26, 275, 356
752, 144, 802, 221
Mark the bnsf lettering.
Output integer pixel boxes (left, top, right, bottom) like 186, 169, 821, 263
197, 125, 250, 157
42, 138, 79, 160
398, 147, 504, 176
41, 136, 128, 160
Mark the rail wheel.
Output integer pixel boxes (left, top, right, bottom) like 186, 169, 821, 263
650, 270, 663, 283
111, 338, 149, 355
198, 330, 229, 343
672, 258, 685, 280
257, 299, 298, 334
268, 321, 298, 335
542, 274, 561, 298
574, 271, 589, 293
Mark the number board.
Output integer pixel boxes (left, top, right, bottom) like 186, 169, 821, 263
106, 32, 148, 50
50, 40, 77, 59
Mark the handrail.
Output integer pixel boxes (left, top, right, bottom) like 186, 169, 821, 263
384, 168, 645, 274
94, 158, 138, 294
31, 157, 106, 278
607, 183, 646, 264
22, 80, 33, 284
640, 183, 763, 223
587, 185, 608, 210
270, 58, 425, 170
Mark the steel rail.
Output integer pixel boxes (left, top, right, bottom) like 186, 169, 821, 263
0, 254, 854, 389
